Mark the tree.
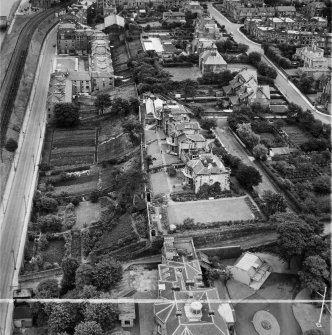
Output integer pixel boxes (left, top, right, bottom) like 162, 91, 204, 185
236, 123, 260, 149
36, 279, 59, 298
237, 43, 249, 53
78, 285, 99, 299
37, 214, 62, 233
273, 213, 314, 268
299, 214, 324, 235
312, 175, 331, 194
248, 52, 261, 66
253, 144, 268, 160
262, 191, 287, 216
54, 103, 79, 127
298, 256, 329, 292
297, 75, 313, 94
61, 257, 80, 295
190, 105, 204, 119
75, 263, 94, 289
200, 118, 217, 130
111, 98, 130, 116
5, 138, 18, 152
94, 94, 111, 114
92, 258, 123, 291
90, 190, 99, 203
48, 303, 77, 334
74, 321, 103, 335
236, 164, 262, 189
39, 197, 59, 213
83, 293, 118, 331
123, 119, 143, 145
129, 97, 140, 114
181, 79, 198, 100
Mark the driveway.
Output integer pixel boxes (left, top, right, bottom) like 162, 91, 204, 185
215, 119, 279, 197
207, 4, 331, 125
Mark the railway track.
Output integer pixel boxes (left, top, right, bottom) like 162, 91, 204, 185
0, 8, 57, 150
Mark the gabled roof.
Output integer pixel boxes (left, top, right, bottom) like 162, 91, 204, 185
201, 50, 227, 66
276, 5, 296, 11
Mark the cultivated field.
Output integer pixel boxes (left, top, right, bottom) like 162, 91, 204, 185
108, 84, 137, 100
282, 125, 310, 146
50, 129, 96, 168
166, 66, 202, 81
167, 196, 254, 225
127, 39, 143, 57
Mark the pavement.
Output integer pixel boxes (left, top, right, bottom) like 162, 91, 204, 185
207, 4, 331, 125
0, 27, 57, 332
215, 119, 279, 197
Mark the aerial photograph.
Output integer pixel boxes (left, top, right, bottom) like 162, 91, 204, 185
0, 0, 331, 334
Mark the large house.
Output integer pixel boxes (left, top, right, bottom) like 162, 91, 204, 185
295, 44, 329, 68
183, 153, 230, 193
90, 33, 114, 92
303, 1, 327, 18
46, 72, 72, 122
223, 68, 270, 108
227, 252, 271, 290
96, 0, 117, 15
162, 11, 186, 24
199, 49, 227, 74
183, 1, 204, 15
154, 237, 235, 335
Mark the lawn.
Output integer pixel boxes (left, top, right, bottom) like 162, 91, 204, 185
108, 84, 137, 100
233, 274, 302, 335
165, 66, 202, 81
167, 196, 255, 225
282, 125, 311, 146
150, 172, 170, 195
75, 201, 101, 228
54, 178, 98, 195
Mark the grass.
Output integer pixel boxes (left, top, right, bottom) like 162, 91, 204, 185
127, 39, 143, 57
54, 179, 97, 196
282, 125, 310, 146
75, 201, 101, 228
41, 239, 65, 265
167, 197, 255, 225
166, 66, 202, 81
108, 84, 137, 100
100, 214, 136, 249
150, 172, 170, 195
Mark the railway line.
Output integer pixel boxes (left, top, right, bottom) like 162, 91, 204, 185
0, 8, 57, 150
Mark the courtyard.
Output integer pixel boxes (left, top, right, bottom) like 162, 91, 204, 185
167, 196, 255, 225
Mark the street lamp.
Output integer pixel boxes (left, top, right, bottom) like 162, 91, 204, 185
316, 286, 327, 328
11, 248, 16, 270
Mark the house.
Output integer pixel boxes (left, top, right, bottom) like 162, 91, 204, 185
90, 34, 114, 92
269, 147, 298, 157
183, 1, 204, 15
96, 0, 117, 15
13, 304, 33, 328
46, 72, 72, 122
194, 16, 222, 40
118, 303, 136, 327
31, 0, 59, 8
69, 71, 91, 94
223, 68, 270, 108
303, 1, 327, 18
227, 252, 271, 290
275, 6, 296, 17
182, 153, 230, 193
162, 11, 186, 24
295, 44, 329, 69
141, 33, 177, 59
154, 237, 234, 335
192, 39, 217, 55
199, 49, 227, 74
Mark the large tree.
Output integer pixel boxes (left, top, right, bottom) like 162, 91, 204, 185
111, 97, 130, 116
200, 118, 217, 130
248, 52, 262, 66
273, 213, 314, 268
36, 279, 59, 298
92, 258, 123, 291
298, 256, 329, 292
83, 293, 118, 331
75, 263, 94, 289
54, 103, 79, 127
37, 214, 62, 233
61, 257, 80, 295
235, 164, 262, 189
74, 321, 103, 335
94, 93, 111, 114
236, 123, 260, 149
48, 303, 78, 334
181, 79, 198, 100
262, 190, 287, 217
253, 144, 268, 160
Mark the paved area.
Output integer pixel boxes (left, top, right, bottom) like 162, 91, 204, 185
208, 3, 331, 125
128, 266, 158, 292
0, 27, 57, 328
215, 119, 280, 197
167, 196, 255, 225
293, 289, 331, 335
134, 291, 157, 335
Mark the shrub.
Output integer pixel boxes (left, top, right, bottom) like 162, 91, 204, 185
37, 215, 62, 233
5, 138, 18, 152
90, 191, 100, 203
167, 167, 177, 177
71, 196, 81, 206
40, 197, 58, 213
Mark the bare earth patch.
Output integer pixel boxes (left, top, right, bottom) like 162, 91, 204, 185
74, 201, 101, 228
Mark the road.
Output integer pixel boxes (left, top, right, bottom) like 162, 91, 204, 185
0, 28, 56, 332
208, 4, 331, 125
215, 119, 280, 197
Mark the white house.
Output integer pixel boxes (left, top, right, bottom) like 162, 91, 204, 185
228, 252, 271, 290
295, 44, 329, 69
